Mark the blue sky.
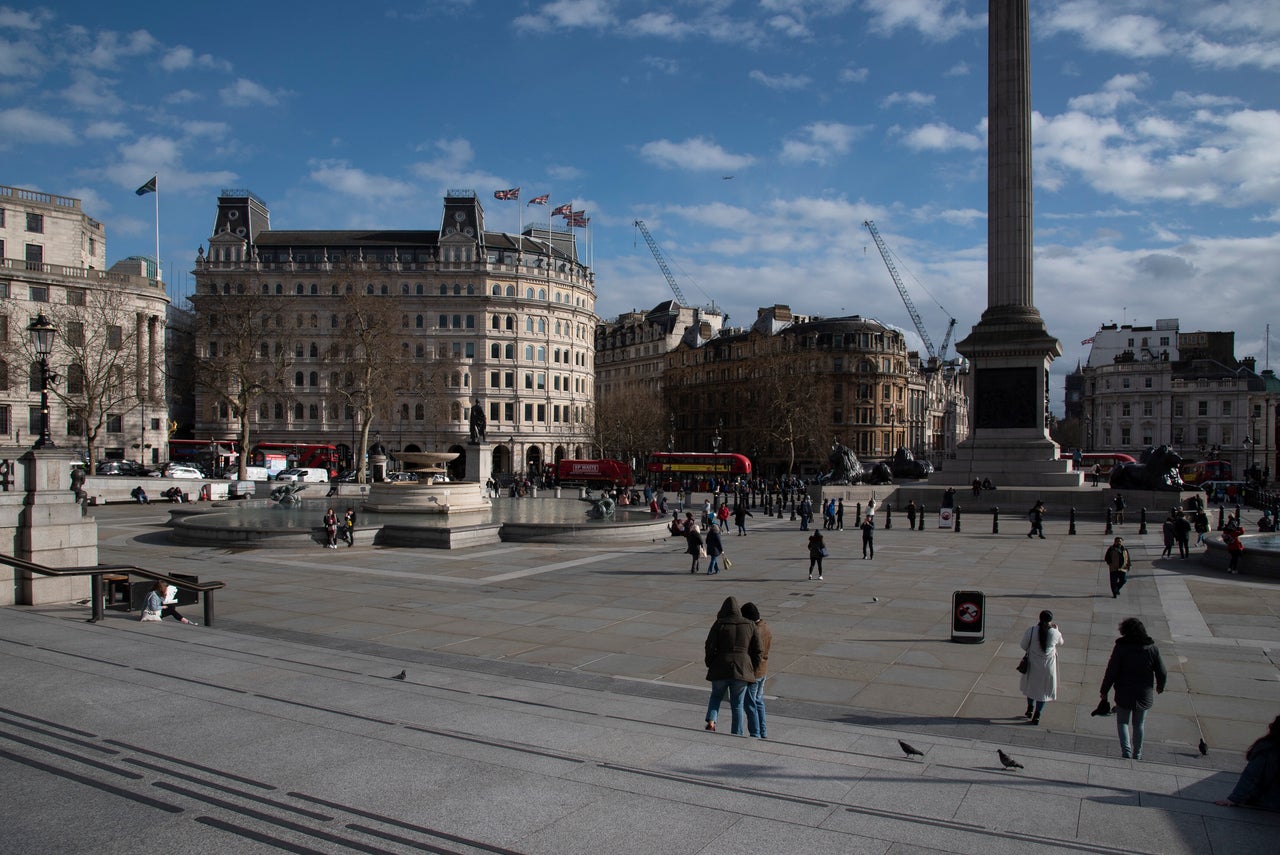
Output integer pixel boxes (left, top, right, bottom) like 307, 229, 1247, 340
4, 1, 1278, 416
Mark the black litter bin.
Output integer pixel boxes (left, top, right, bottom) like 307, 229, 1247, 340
951, 590, 985, 643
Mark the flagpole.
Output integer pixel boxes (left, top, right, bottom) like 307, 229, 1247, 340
154, 179, 161, 284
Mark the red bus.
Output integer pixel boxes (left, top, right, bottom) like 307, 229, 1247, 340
555, 459, 634, 487
1181, 460, 1232, 485
252, 443, 340, 478
1060, 452, 1137, 479
646, 452, 752, 490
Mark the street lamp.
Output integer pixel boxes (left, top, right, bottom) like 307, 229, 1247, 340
28, 313, 57, 449
711, 419, 722, 497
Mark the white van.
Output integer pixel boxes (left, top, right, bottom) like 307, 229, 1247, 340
241, 465, 270, 482
275, 467, 330, 484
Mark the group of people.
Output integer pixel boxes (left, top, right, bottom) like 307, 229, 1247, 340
321, 507, 357, 548
1160, 507, 1194, 558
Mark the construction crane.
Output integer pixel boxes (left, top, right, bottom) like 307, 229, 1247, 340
863, 219, 956, 361
633, 219, 688, 306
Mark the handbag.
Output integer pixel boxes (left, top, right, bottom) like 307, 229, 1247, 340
723, 556, 732, 570
698, 546, 708, 559
1016, 655, 1029, 674
820, 547, 829, 557
140, 608, 162, 622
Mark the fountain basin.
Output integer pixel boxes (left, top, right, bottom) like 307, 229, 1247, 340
1203, 531, 1280, 578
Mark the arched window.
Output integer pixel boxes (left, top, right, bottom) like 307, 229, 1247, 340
525, 287, 534, 299
294, 372, 304, 386
400, 403, 410, 420
275, 283, 282, 294
538, 288, 546, 300
505, 344, 514, 359
295, 314, 303, 328
490, 343, 501, 359
466, 284, 474, 295
274, 403, 284, 420
416, 314, 424, 329
381, 284, 389, 295
366, 284, 375, 295
260, 342, 269, 359
526, 318, 534, 333
344, 372, 354, 386
506, 285, 515, 297
416, 343, 425, 357
492, 284, 501, 296
309, 404, 319, 420
505, 315, 515, 330
490, 315, 500, 329
310, 283, 318, 295
537, 346, 545, 362
451, 371, 461, 387
330, 372, 339, 387
330, 314, 338, 328
260, 283, 269, 295
402, 314, 409, 328
309, 342, 318, 358
439, 284, 448, 295
463, 373, 470, 387
524, 345, 534, 360
453, 284, 462, 295
259, 403, 269, 420
414, 403, 425, 420
415, 283, 424, 295
294, 403, 304, 420
401, 283, 409, 295
450, 401, 462, 421
537, 318, 546, 333
296, 283, 304, 294
309, 371, 318, 386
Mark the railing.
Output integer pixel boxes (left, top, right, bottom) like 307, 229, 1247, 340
0, 257, 159, 289
0, 553, 225, 626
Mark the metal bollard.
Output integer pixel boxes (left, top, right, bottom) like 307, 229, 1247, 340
1139, 507, 1148, 535
1217, 506, 1225, 530
1105, 508, 1113, 534
856, 502, 863, 522
918, 505, 925, 531
955, 505, 962, 532
1069, 507, 1077, 536
992, 506, 999, 534
885, 503, 893, 530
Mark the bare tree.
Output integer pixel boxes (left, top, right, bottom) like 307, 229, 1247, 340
192, 289, 294, 479
23, 290, 152, 469
740, 349, 830, 475
591, 384, 668, 471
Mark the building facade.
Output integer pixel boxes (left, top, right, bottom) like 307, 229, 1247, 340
0, 184, 168, 464
190, 190, 597, 479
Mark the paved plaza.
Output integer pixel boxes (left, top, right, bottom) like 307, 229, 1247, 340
2, 496, 1278, 853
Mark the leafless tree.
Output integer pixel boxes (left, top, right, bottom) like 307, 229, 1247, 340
590, 384, 668, 471
740, 349, 830, 475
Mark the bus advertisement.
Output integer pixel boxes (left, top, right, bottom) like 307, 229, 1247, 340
554, 459, 634, 487
646, 452, 752, 490
1180, 460, 1233, 486
251, 443, 341, 478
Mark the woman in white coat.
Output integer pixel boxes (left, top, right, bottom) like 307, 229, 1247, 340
1019, 609, 1063, 725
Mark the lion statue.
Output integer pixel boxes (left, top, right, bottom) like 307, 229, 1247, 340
1109, 445, 1185, 491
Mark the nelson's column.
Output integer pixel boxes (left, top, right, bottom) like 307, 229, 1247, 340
935, 0, 1080, 487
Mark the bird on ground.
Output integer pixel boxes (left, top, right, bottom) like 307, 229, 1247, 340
392, 670, 406, 680
1199, 738, 1209, 756
872, 597, 879, 602
898, 740, 925, 759
998, 749, 1024, 770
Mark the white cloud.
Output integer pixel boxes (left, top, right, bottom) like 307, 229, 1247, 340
409, 137, 510, 192
219, 77, 281, 107
1170, 91, 1242, 109
624, 12, 694, 39
943, 61, 969, 77
749, 69, 811, 91
514, 0, 616, 33
160, 45, 231, 73
881, 90, 935, 109
767, 14, 811, 39
0, 106, 75, 144
1066, 72, 1149, 115
164, 88, 201, 104
84, 29, 158, 69
103, 134, 238, 193
900, 122, 982, 151
308, 159, 416, 201
182, 120, 229, 139
1042, 1, 1174, 58
61, 68, 124, 112
0, 7, 52, 29
639, 137, 756, 171
640, 55, 679, 75
780, 121, 867, 165
862, 0, 986, 41
838, 65, 869, 84
84, 120, 129, 139
547, 164, 583, 180
0, 35, 43, 76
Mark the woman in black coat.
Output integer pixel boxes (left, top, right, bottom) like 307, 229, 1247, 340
685, 523, 704, 574
1099, 617, 1168, 760
703, 596, 762, 734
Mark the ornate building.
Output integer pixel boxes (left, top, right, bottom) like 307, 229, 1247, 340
663, 306, 966, 477
0, 184, 168, 464
190, 190, 597, 479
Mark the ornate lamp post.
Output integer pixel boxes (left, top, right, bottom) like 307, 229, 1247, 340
711, 419, 722, 496
28, 313, 58, 449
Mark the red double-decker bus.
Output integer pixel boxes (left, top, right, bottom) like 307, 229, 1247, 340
251, 443, 340, 478
555, 459, 634, 487
646, 452, 752, 490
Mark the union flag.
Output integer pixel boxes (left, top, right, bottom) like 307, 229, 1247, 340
493, 187, 520, 201
551, 203, 572, 216
527, 194, 550, 206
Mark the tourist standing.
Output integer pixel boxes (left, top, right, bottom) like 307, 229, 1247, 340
1105, 536, 1132, 597
1161, 511, 1176, 558
741, 602, 771, 739
685, 522, 705, 574
807, 531, 826, 580
733, 504, 753, 536
836, 498, 845, 531
1099, 618, 1167, 760
1019, 610, 1063, 725
906, 500, 918, 531
1223, 515, 1245, 574
1028, 500, 1046, 539
1194, 508, 1211, 546
1113, 493, 1126, 525
703, 596, 761, 735
1173, 510, 1192, 558
1214, 715, 1280, 811
860, 514, 874, 559
343, 508, 356, 547
705, 523, 724, 575
323, 507, 339, 549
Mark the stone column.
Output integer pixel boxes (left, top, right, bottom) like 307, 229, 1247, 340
934, 0, 1079, 487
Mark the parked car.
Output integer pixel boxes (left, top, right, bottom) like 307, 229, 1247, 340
387, 471, 419, 483
228, 480, 256, 499
96, 460, 149, 477
163, 465, 204, 479
429, 474, 450, 484
275, 467, 330, 484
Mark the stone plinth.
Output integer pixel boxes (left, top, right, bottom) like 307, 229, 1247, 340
0, 447, 98, 605
464, 442, 491, 484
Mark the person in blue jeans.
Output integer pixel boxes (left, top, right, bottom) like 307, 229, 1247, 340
705, 523, 724, 574
703, 596, 761, 735
740, 602, 771, 739
1099, 617, 1167, 760
1215, 715, 1280, 811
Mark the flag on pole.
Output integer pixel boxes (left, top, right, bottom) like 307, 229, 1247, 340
493, 187, 520, 201
1080, 336, 1095, 345
551, 203, 572, 217
567, 213, 589, 227
527, 193, 549, 206
136, 176, 157, 196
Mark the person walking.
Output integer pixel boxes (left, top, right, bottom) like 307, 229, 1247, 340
836, 498, 845, 531
1099, 617, 1168, 760
733, 503, 753, 536
1113, 492, 1126, 524
1194, 507, 1211, 546
1214, 715, 1280, 811
685, 522, 705, 574
860, 514, 874, 559
1161, 510, 1176, 558
1091, 463, 1102, 486
807, 531, 826, 580
705, 523, 724, 575
1223, 514, 1245, 574
799, 495, 812, 530
906, 500, 917, 531
1027, 500, 1046, 539
343, 507, 356, 547
741, 602, 771, 739
1173, 509, 1192, 558
1105, 536, 1132, 597
1019, 610, 1063, 725
703, 596, 762, 735
323, 507, 339, 549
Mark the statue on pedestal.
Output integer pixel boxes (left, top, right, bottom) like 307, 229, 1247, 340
468, 401, 487, 444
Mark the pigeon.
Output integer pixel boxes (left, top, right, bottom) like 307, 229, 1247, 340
392, 670, 406, 680
1199, 738, 1208, 756
872, 597, 879, 602
898, 740, 925, 759
998, 749, 1024, 770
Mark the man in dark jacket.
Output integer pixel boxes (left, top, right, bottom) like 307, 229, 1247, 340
1099, 617, 1168, 760
704, 596, 762, 735
1105, 537, 1132, 597
1173, 510, 1192, 558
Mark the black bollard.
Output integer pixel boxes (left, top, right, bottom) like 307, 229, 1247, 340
1217, 506, 1225, 530
856, 502, 863, 523
1139, 507, 1148, 535
918, 505, 925, 531
790, 502, 796, 521
885, 503, 893, 530
1106, 507, 1114, 534
992, 506, 999, 534
1069, 507, 1077, 536
955, 505, 962, 532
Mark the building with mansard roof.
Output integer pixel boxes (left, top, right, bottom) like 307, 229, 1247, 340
0, 184, 168, 464
190, 190, 597, 480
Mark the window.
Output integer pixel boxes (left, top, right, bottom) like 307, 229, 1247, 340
0, 359, 6, 391
439, 314, 449, 328
1120, 427, 1131, 445
1222, 401, 1232, 417
107, 413, 123, 433
1143, 377, 1152, 389
66, 288, 86, 306
64, 321, 85, 347
489, 402, 499, 422
29, 284, 48, 302
25, 244, 43, 265
1121, 403, 1130, 417
1222, 426, 1233, 445
1122, 378, 1130, 388
1142, 402, 1152, 417
1197, 401, 1208, 416
25, 212, 43, 233
524, 372, 533, 389
465, 342, 474, 358
0, 404, 8, 434
1173, 400, 1184, 418
106, 325, 123, 349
